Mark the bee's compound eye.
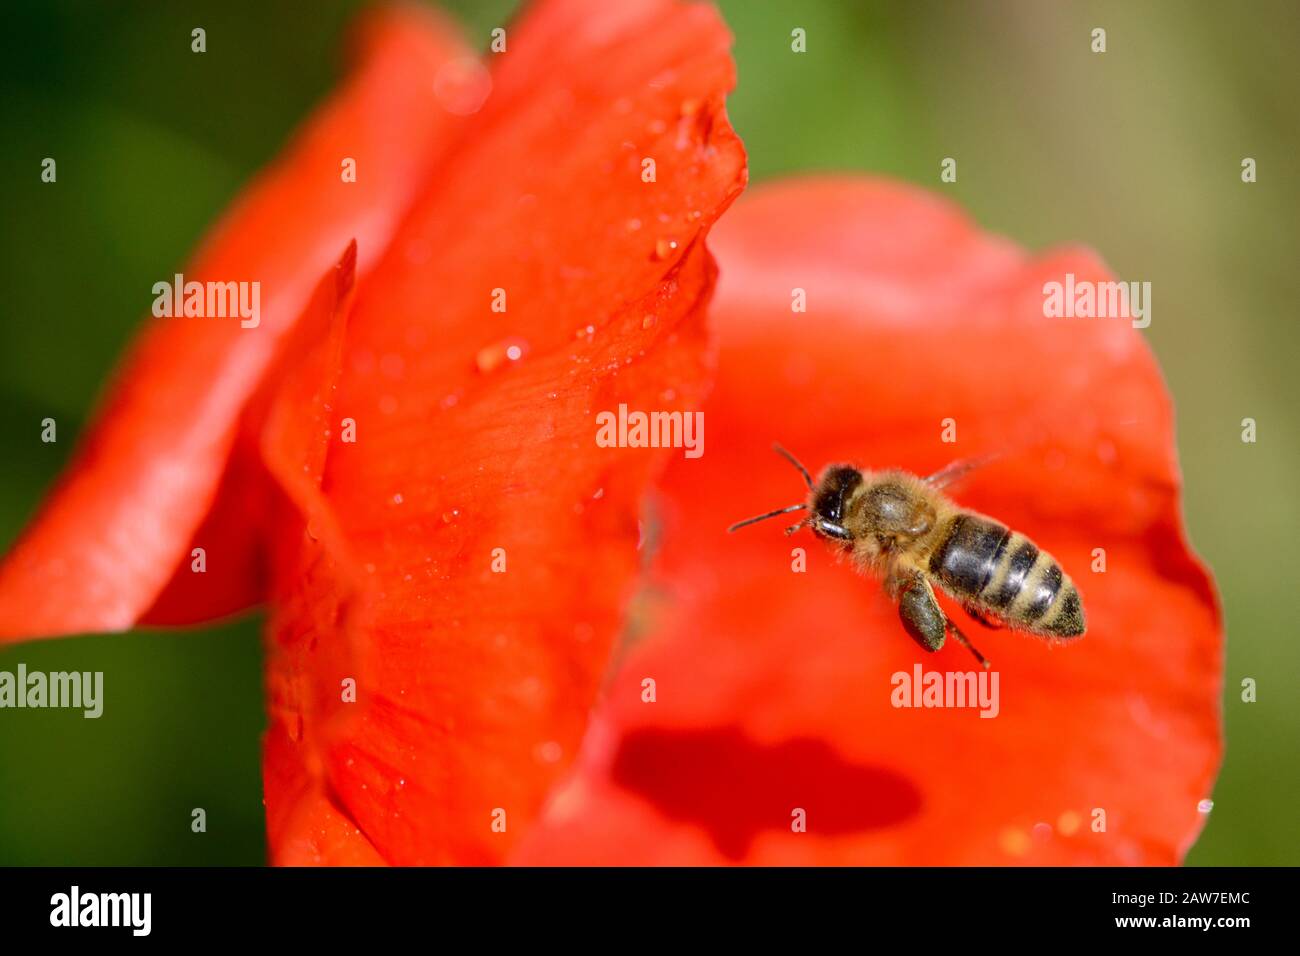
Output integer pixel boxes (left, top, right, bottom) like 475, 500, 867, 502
812, 466, 862, 524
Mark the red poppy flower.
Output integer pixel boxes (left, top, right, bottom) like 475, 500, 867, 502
1, 0, 1221, 868
510, 178, 1224, 866
0, 0, 745, 866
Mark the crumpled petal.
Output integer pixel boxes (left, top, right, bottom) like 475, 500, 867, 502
512, 178, 1223, 865
0, 5, 471, 639
263, 0, 747, 865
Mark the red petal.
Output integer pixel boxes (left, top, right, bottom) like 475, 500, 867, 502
258, 243, 386, 866
0, 6, 471, 640
263, 0, 746, 865
513, 178, 1223, 865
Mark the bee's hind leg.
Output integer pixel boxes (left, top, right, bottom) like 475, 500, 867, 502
894, 572, 992, 668
945, 618, 991, 670
895, 573, 946, 654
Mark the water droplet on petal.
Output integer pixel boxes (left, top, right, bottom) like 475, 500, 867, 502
1197, 799, 1214, 814
642, 314, 657, 329
441, 509, 461, 524
476, 337, 529, 373
653, 238, 679, 260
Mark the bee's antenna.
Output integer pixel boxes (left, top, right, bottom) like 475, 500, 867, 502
727, 503, 806, 533
772, 443, 814, 490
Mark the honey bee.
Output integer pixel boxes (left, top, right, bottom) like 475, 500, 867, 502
728, 444, 1086, 668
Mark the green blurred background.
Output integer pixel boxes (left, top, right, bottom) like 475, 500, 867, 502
0, 0, 1296, 865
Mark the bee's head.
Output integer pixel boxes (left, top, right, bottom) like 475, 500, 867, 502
807, 465, 862, 542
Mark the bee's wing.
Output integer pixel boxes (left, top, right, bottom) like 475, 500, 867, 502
924, 453, 1001, 489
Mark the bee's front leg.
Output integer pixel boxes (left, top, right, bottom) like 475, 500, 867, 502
892, 571, 946, 653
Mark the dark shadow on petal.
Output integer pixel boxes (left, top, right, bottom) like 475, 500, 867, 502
610, 725, 922, 860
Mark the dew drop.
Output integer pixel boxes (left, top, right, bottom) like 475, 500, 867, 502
476, 337, 529, 373
391, 493, 404, 505
441, 509, 461, 524
653, 238, 679, 260
1197, 799, 1214, 814
642, 314, 657, 329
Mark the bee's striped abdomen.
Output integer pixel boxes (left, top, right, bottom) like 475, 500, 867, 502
929, 514, 1085, 637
